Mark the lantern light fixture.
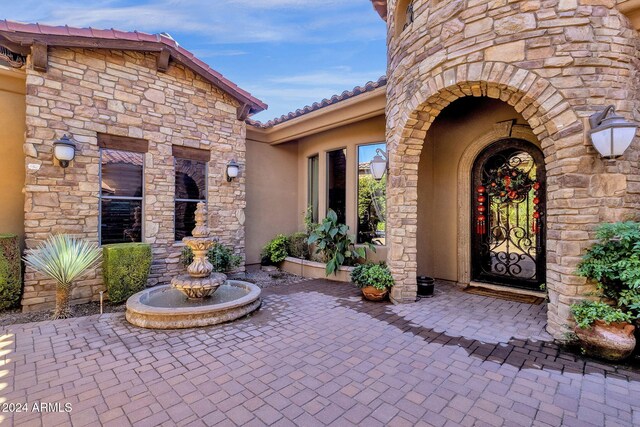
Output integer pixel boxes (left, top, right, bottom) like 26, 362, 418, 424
53, 134, 76, 168
369, 148, 388, 181
226, 159, 240, 182
588, 105, 638, 159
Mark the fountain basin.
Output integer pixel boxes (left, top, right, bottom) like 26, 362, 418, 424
126, 280, 261, 329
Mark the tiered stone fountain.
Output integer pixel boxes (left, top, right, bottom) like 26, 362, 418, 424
171, 203, 227, 299
126, 203, 261, 329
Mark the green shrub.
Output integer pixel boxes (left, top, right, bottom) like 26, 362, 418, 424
0, 234, 21, 310
577, 221, 640, 299
308, 209, 374, 276
261, 234, 289, 265
570, 300, 633, 329
103, 243, 152, 304
351, 263, 394, 291
180, 243, 242, 272
288, 232, 310, 260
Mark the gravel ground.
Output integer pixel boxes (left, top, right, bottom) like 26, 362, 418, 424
0, 267, 306, 327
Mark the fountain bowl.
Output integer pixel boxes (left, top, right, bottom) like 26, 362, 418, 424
126, 280, 261, 329
171, 272, 227, 299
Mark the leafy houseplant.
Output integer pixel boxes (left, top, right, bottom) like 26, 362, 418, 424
103, 243, 152, 304
571, 301, 633, 329
308, 209, 373, 276
351, 263, 394, 301
181, 243, 242, 273
23, 234, 102, 319
261, 234, 289, 266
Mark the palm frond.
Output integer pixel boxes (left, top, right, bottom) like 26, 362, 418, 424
24, 234, 102, 286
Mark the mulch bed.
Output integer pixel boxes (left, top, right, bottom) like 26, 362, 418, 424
0, 268, 305, 327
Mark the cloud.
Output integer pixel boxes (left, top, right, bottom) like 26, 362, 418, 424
269, 68, 384, 87
3, 0, 382, 44
246, 66, 385, 121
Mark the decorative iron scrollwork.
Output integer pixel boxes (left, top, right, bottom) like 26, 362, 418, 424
0, 46, 26, 68
472, 139, 546, 290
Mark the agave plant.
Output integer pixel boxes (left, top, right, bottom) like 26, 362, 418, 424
24, 234, 102, 319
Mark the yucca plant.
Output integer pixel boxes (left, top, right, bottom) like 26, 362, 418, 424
24, 234, 102, 319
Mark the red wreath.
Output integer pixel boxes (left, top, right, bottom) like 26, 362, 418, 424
485, 166, 534, 204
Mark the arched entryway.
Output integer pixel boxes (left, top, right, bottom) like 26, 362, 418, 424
471, 139, 546, 291
385, 64, 586, 339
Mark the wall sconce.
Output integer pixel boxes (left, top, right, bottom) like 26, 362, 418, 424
589, 105, 638, 159
53, 134, 76, 168
226, 159, 239, 182
369, 148, 388, 181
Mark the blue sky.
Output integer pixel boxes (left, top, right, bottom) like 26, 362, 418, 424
4, 0, 387, 122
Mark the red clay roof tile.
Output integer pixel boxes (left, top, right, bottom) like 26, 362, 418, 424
247, 75, 387, 129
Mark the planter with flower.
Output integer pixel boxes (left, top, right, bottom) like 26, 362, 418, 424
571, 221, 640, 361
350, 263, 394, 301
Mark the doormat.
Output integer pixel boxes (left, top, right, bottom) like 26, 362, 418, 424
464, 286, 545, 305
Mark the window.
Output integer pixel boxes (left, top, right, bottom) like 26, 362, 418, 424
327, 149, 347, 224
308, 155, 319, 223
100, 149, 144, 244
175, 158, 207, 241
357, 143, 386, 245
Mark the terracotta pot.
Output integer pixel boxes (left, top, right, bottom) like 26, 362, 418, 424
574, 320, 636, 361
361, 286, 388, 301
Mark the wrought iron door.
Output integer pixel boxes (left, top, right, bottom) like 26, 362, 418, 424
471, 139, 545, 290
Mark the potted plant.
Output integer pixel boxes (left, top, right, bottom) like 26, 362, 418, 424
577, 221, 640, 349
570, 300, 636, 361
351, 263, 394, 301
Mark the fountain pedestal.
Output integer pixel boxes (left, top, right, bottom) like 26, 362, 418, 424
172, 273, 227, 299
125, 202, 261, 329
171, 203, 226, 299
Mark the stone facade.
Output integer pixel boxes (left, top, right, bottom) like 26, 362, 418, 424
383, 0, 640, 338
22, 48, 246, 311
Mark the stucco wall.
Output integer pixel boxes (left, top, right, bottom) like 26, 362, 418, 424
245, 114, 389, 265
245, 139, 298, 264
0, 69, 25, 243
23, 48, 246, 311
417, 98, 527, 281
295, 115, 388, 263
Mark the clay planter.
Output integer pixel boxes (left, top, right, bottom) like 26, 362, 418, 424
361, 286, 388, 301
574, 320, 636, 361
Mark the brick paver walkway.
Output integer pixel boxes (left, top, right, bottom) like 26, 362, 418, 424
2, 280, 640, 426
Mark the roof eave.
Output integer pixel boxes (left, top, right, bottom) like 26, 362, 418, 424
0, 24, 267, 115
370, 0, 388, 21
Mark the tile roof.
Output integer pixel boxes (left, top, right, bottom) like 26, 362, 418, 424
247, 75, 387, 129
370, 0, 388, 21
0, 20, 267, 114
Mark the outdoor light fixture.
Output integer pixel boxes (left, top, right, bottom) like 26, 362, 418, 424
589, 105, 638, 159
226, 159, 239, 182
369, 148, 388, 180
53, 134, 76, 168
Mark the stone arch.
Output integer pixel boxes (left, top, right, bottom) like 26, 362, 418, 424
386, 62, 584, 338
456, 122, 539, 288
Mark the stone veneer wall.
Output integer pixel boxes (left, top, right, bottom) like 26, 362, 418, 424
383, 0, 640, 338
22, 48, 246, 311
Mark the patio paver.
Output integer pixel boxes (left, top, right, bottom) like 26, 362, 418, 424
2, 279, 640, 426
